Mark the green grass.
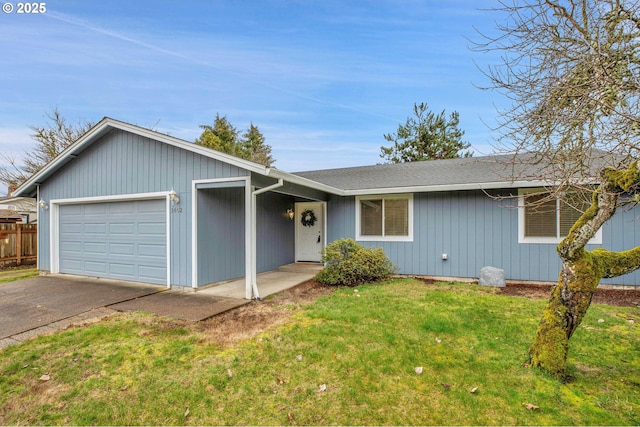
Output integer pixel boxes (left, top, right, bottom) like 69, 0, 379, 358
0, 278, 638, 425
0, 267, 39, 283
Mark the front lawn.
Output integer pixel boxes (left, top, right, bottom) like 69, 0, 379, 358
0, 278, 638, 425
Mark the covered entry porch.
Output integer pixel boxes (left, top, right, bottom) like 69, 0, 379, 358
192, 173, 330, 299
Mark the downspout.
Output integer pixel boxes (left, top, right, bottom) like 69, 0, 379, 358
36, 184, 40, 270
250, 178, 284, 300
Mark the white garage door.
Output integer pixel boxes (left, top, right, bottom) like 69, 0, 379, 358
58, 199, 167, 285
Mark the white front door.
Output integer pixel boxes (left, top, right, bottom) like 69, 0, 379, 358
295, 202, 324, 262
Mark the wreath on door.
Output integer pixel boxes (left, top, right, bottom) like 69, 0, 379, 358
300, 209, 317, 227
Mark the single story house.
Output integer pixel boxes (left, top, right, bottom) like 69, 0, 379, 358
13, 117, 640, 298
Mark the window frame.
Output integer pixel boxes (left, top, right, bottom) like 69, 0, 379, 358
356, 194, 414, 242
518, 188, 602, 244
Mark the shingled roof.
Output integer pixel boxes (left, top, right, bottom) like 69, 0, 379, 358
293, 151, 622, 194
293, 154, 533, 192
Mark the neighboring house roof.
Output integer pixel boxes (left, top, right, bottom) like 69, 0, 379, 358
0, 209, 22, 223
0, 197, 36, 212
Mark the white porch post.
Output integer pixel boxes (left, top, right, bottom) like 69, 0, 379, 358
249, 179, 284, 300
245, 180, 253, 300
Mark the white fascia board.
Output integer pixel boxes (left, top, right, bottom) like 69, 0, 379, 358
14, 117, 270, 197
268, 168, 346, 196
50, 191, 169, 205
341, 180, 555, 196
14, 117, 113, 196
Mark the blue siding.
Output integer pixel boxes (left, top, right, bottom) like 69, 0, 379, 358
197, 187, 245, 286
39, 129, 248, 287
256, 192, 295, 272
327, 190, 640, 286
327, 195, 355, 242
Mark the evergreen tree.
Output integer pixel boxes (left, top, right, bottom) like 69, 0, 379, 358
195, 114, 274, 167
380, 103, 471, 163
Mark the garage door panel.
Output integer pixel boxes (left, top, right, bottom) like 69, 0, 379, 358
84, 203, 109, 214
59, 199, 167, 285
109, 223, 135, 234
138, 221, 165, 234
109, 263, 135, 276
138, 201, 165, 213
62, 204, 84, 215
60, 222, 83, 235
110, 242, 135, 255
138, 243, 165, 257
84, 242, 107, 254
60, 241, 83, 252
60, 258, 83, 272
138, 265, 166, 281
83, 223, 107, 233
83, 261, 108, 274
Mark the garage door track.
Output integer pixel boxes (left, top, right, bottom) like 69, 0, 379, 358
0, 275, 248, 349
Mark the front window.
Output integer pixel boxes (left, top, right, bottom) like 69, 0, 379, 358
357, 194, 413, 241
519, 189, 602, 244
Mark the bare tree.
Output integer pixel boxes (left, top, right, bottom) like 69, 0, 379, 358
473, 0, 640, 376
0, 107, 94, 191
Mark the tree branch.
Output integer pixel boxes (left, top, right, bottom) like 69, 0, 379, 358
593, 245, 640, 278
557, 162, 640, 261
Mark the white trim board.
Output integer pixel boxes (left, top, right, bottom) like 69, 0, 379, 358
49, 191, 173, 288
191, 177, 251, 290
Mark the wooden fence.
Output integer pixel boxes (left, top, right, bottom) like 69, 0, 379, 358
0, 223, 37, 268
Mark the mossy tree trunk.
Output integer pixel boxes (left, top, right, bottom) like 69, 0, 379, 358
530, 163, 640, 377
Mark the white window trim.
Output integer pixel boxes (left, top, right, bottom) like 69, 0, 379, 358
356, 194, 413, 242
518, 189, 602, 244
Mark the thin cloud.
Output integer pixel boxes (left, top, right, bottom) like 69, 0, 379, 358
45, 11, 402, 124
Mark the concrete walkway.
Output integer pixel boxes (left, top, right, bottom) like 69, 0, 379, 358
0, 264, 320, 350
197, 266, 320, 299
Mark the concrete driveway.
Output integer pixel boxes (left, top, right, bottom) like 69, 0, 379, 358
0, 275, 248, 348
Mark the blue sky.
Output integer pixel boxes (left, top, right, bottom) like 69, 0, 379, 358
1, 0, 505, 195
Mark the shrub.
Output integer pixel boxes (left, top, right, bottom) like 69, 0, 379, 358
315, 239, 397, 286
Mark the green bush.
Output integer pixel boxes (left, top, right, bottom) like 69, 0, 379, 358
315, 239, 397, 286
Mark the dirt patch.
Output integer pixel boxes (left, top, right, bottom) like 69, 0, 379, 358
74, 275, 638, 351
498, 283, 640, 307
195, 280, 334, 346
193, 279, 639, 348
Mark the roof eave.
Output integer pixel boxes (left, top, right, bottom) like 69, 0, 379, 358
13, 117, 270, 197
268, 168, 346, 196
341, 180, 558, 196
